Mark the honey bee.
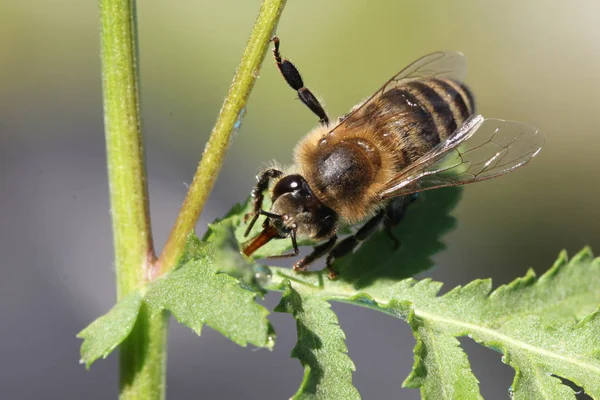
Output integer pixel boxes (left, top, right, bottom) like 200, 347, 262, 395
242, 37, 543, 279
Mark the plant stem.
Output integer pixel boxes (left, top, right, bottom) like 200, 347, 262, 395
119, 307, 168, 400
99, 0, 165, 399
100, 0, 155, 295
157, 0, 288, 277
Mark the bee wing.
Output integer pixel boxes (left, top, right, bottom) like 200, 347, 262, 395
385, 50, 467, 83
379, 115, 544, 199
331, 51, 467, 131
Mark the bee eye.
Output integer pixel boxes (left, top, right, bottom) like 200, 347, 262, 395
272, 174, 304, 199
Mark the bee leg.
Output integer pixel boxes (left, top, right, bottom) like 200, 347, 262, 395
384, 223, 400, 250
325, 211, 386, 279
266, 228, 299, 259
383, 194, 419, 248
244, 168, 283, 236
383, 198, 407, 249
293, 235, 338, 272
271, 36, 330, 125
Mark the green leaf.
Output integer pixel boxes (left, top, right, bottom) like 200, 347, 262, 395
145, 222, 274, 348
403, 310, 483, 399
78, 220, 275, 368
392, 248, 600, 398
275, 282, 360, 400
486, 249, 600, 323
213, 191, 600, 398
77, 291, 143, 368
228, 189, 462, 398
501, 311, 600, 400
262, 248, 600, 398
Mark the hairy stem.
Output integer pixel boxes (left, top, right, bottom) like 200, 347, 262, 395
99, 0, 165, 398
100, 0, 155, 296
157, 0, 288, 276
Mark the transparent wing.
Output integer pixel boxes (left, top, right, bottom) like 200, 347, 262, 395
387, 50, 467, 83
331, 51, 467, 131
379, 115, 544, 199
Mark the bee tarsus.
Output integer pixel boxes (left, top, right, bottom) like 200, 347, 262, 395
383, 195, 418, 249
293, 235, 338, 272
266, 228, 299, 259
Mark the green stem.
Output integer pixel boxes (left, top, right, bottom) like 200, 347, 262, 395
157, 0, 288, 276
100, 0, 155, 295
99, 0, 165, 399
119, 307, 168, 400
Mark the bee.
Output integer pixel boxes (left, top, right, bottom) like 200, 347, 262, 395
242, 37, 543, 279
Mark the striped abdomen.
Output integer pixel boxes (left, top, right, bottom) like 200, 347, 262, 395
373, 78, 475, 168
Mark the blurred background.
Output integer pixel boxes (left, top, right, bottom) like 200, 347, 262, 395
1, 1, 599, 399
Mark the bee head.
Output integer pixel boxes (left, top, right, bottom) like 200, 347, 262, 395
242, 174, 338, 258
268, 174, 338, 240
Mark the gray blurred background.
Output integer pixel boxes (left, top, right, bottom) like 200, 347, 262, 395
1, 1, 599, 399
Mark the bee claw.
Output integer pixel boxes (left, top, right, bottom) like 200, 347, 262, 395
327, 267, 338, 280
293, 260, 308, 272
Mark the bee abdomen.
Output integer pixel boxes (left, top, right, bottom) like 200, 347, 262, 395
378, 78, 475, 165
427, 78, 475, 132
405, 78, 474, 140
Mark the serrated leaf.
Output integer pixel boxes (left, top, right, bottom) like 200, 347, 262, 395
403, 309, 482, 399
79, 220, 275, 368
77, 291, 143, 368
384, 249, 600, 398
226, 189, 462, 398
275, 282, 360, 400
262, 248, 600, 398
145, 223, 274, 348
222, 190, 600, 398
500, 312, 600, 400
486, 248, 600, 323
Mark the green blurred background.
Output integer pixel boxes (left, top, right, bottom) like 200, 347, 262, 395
1, 1, 598, 399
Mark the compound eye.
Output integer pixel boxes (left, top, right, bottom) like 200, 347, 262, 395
272, 174, 303, 200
